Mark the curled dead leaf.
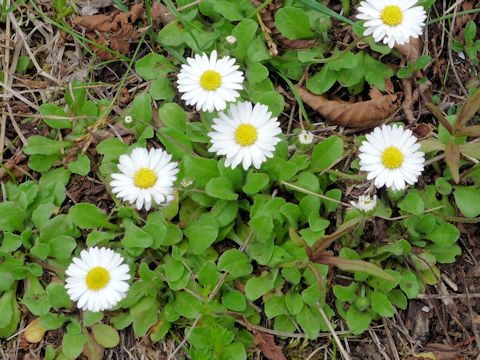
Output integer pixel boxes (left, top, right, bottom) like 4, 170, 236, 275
151, 2, 175, 25
394, 37, 422, 62
253, 330, 287, 360
297, 86, 399, 128
72, 3, 144, 59
24, 318, 46, 343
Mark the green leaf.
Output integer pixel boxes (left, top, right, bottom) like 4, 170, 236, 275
333, 283, 358, 302
370, 290, 394, 317
346, 307, 372, 335
173, 292, 202, 319
46, 283, 72, 309
91, 324, 120, 348
217, 249, 253, 278
213, 0, 244, 21
242, 172, 269, 195
69, 203, 116, 230
232, 20, 258, 62
157, 22, 184, 47
454, 186, 480, 218
68, 155, 90, 176
40, 103, 72, 129
306, 65, 337, 95
399, 271, 421, 299
0, 202, 25, 232
205, 177, 238, 200
247, 63, 269, 85
135, 53, 175, 80
122, 220, 153, 249
24, 136, 71, 156
295, 306, 320, 339
310, 136, 344, 171
1, 233, 22, 252
426, 244, 462, 264
285, 291, 304, 315
158, 103, 188, 132
185, 214, 219, 255
49, 235, 76, 260
150, 78, 175, 101
275, 7, 315, 40
82, 311, 103, 327
180, 155, 219, 188
86, 231, 117, 247
398, 190, 425, 215
221, 290, 246, 312
62, 333, 86, 359
426, 223, 459, 247
245, 272, 276, 300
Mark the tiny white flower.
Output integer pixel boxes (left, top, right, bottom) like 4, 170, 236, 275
181, 178, 194, 188
226, 35, 237, 44
298, 130, 314, 145
177, 50, 244, 113
65, 247, 130, 312
359, 125, 425, 191
356, 0, 427, 48
124, 115, 133, 124
110, 148, 179, 211
208, 101, 282, 170
351, 194, 377, 212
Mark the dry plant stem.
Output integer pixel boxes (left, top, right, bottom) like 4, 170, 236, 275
318, 306, 351, 360
382, 318, 400, 360
447, 5, 468, 97
0, 0, 11, 161
368, 328, 392, 360
168, 230, 254, 360
281, 181, 351, 207
7, 11, 58, 84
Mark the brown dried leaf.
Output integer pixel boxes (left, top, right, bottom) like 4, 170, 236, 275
252, 0, 316, 51
72, 3, 143, 59
394, 37, 422, 62
445, 141, 460, 184
253, 330, 287, 360
297, 86, 399, 128
424, 343, 465, 360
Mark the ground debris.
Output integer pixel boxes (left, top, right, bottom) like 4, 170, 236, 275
297, 86, 399, 128
253, 329, 287, 360
72, 3, 144, 59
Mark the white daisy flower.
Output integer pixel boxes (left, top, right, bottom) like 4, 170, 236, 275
110, 148, 179, 211
351, 194, 377, 212
124, 115, 133, 124
359, 125, 425, 191
65, 247, 130, 312
177, 50, 244, 113
356, 0, 427, 48
298, 130, 314, 145
208, 101, 282, 170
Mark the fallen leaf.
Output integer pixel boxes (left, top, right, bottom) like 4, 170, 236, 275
253, 330, 287, 360
72, 3, 143, 59
297, 86, 399, 128
394, 37, 422, 62
24, 318, 46, 343
424, 343, 465, 360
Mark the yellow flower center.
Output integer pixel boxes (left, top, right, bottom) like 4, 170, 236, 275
199, 70, 222, 91
134, 168, 157, 189
235, 124, 257, 146
85, 267, 110, 290
381, 5, 403, 26
382, 146, 404, 169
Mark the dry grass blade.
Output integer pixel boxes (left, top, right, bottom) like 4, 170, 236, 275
297, 86, 399, 128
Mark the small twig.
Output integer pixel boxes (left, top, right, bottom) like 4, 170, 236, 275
319, 306, 351, 360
